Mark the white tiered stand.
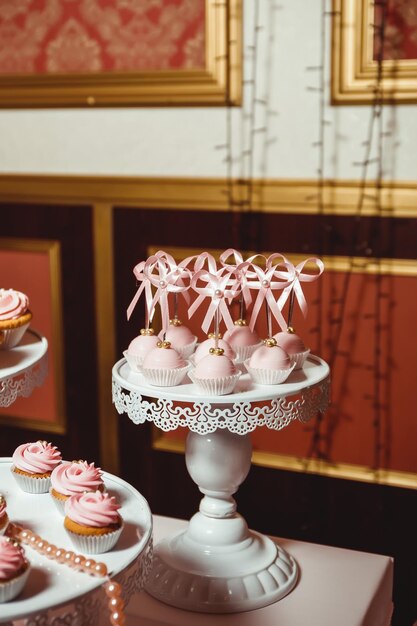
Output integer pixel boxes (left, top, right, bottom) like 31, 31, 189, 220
0, 329, 48, 408
112, 354, 330, 614
0, 459, 153, 626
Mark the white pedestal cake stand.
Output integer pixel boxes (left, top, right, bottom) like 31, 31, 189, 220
0, 329, 48, 408
112, 355, 330, 614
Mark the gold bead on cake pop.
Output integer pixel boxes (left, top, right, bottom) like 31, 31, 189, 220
157, 340, 171, 349
140, 328, 155, 336
209, 347, 225, 356
263, 338, 277, 348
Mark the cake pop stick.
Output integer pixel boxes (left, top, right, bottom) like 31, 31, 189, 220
188, 268, 238, 335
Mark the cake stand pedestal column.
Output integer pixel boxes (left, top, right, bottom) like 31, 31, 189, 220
147, 427, 298, 613
112, 354, 330, 614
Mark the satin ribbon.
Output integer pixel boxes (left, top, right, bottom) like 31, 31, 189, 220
276, 257, 324, 318
126, 260, 153, 321
188, 268, 238, 335
181, 251, 218, 274
220, 249, 255, 309
127, 250, 192, 326
242, 261, 293, 332
145, 254, 192, 333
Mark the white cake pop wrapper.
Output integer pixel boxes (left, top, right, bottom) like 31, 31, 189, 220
142, 362, 190, 387
244, 359, 295, 385
123, 350, 144, 373
290, 349, 310, 370
188, 369, 241, 396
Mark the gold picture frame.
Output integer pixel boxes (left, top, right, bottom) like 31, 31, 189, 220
332, 0, 417, 104
0, 0, 241, 108
0, 238, 66, 434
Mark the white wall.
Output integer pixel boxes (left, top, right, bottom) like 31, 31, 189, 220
0, 0, 416, 181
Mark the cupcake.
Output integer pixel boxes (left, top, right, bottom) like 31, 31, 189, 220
0, 537, 30, 603
50, 460, 105, 515
0, 496, 8, 536
161, 319, 197, 359
193, 335, 236, 364
0, 289, 32, 350
64, 491, 123, 554
124, 328, 159, 372
189, 347, 241, 395
274, 328, 310, 370
245, 338, 295, 385
11, 441, 62, 493
223, 319, 262, 362
142, 340, 189, 386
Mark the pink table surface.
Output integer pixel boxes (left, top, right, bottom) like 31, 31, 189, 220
126, 515, 393, 626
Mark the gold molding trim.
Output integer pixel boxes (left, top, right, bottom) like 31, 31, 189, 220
0, 237, 66, 434
332, 0, 417, 104
1, 174, 417, 217
0, 0, 241, 108
152, 432, 417, 491
93, 204, 119, 474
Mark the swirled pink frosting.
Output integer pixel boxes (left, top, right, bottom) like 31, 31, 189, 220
0, 537, 26, 581
0, 289, 29, 321
65, 491, 121, 528
12, 442, 62, 474
0, 497, 6, 519
51, 461, 104, 496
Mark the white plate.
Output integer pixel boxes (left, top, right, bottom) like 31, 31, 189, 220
0, 458, 152, 622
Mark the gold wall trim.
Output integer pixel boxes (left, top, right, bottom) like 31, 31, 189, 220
0, 0, 241, 108
152, 434, 417, 491
93, 204, 119, 475
0, 237, 66, 434
1, 175, 417, 217
332, 0, 417, 104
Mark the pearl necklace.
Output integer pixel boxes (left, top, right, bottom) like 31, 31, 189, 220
7, 522, 126, 626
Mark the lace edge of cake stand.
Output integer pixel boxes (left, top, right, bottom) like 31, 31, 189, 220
0, 352, 48, 408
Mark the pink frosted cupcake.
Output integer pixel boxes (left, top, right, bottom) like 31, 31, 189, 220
162, 319, 197, 359
142, 341, 189, 386
124, 328, 159, 372
0, 496, 8, 536
11, 441, 62, 493
245, 338, 295, 385
0, 289, 32, 350
274, 329, 310, 370
0, 537, 30, 603
64, 491, 123, 554
50, 461, 105, 515
189, 348, 241, 395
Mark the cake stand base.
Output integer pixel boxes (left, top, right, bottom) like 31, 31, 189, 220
145, 429, 298, 613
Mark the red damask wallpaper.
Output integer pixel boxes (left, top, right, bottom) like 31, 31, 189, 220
374, 0, 417, 60
0, 0, 205, 74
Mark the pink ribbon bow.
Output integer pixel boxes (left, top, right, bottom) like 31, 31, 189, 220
188, 268, 238, 335
220, 249, 254, 309
277, 257, 324, 318
126, 260, 153, 322
145, 254, 192, 333
244, 260, 293, 332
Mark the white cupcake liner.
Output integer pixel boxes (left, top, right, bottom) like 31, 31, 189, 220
0, 322, 30, 351
0, 565, 30, 602
0, 514, 9, 536
188, 369, 241, 396
49, 488, 67, 515
142, 363, 190, 387
173, 337, 198, 359
244, 360, 295, 385
65, 523, 123, 554
233, 341, 263, 364
123, 350, 144, 373
11, 467, 51, 493
290, 349, 310, 370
